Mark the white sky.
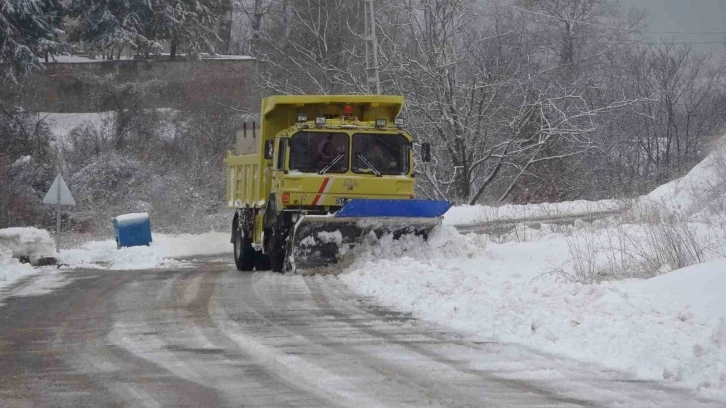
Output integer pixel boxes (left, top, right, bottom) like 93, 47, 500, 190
627, 0, 726, 52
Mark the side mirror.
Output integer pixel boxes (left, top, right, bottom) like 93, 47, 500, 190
264, 140, 274, 160
421, 142, 431, 163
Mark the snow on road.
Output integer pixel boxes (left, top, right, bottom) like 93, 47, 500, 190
58, 232, 231, 270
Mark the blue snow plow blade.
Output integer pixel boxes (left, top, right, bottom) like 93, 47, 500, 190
290, 199, 451, 270
335, 199, 451, 218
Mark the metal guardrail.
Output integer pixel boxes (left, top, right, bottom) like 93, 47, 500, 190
452, 209, 622, 236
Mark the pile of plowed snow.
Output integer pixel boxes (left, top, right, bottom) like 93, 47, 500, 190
0, 228, 56, 292
59, 232, 231, 270
641, 140, 726, 216
340, 227, 726, 400
0, 227, 56, 260
0, 249, 37, 291
340, 139, 726, 400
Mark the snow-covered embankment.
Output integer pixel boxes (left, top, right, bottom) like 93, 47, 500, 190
339, 140, 726, 400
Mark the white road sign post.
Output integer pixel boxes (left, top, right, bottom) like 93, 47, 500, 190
42, 174, 76, 253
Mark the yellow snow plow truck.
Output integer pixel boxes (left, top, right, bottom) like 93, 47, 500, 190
225, 95, 450, 272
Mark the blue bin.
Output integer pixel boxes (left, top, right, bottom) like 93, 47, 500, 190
113, 213, 153, 248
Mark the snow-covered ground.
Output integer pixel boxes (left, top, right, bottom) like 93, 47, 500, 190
338, 139, 726, 400
0, 228, 57, 293
1, 229, 231, 291
338, 229, 726, 400
40, 110, 179, 143
40, 112, 114, 142
0, 249, 38, 292
58, 232, 231, 270
4, 115, 724, 399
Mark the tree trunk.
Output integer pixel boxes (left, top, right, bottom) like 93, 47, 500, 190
561, 21, 575, 66
250, 0, 263, 55
454, 138, 469, 202
170, 38, 178, 59
282, 0, 291, 40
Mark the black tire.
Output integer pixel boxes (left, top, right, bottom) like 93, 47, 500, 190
282, 238, 295, 273
270, 226, 289, 273
233, 228, 255, 271
254, 249, 271, 271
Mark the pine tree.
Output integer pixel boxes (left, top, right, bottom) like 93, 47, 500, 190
0, 0, 64, 81
151, 0, 222, 59
68, 0, 153, 58
68, 0, 222, 59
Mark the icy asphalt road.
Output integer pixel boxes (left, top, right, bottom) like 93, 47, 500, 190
0, 258, 719, 408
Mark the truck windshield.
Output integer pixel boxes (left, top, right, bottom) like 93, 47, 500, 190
289, 132, 349, 173
352, 133, 410, 175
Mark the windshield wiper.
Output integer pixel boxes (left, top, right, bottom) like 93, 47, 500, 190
318, 154, 344, 175
357, 153, 382, 177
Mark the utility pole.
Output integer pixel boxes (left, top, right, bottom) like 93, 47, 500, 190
363, 0, 381, 95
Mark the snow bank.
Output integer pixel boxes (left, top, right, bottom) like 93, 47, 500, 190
621, 259, 726, 321
641, 137, 726, 216
443, 199, 622, 226
59, 232, 230, 270
0, 249, 37, 291
337, 138, 726, 399
0, 228, 56, 259
339, 227, 726, 400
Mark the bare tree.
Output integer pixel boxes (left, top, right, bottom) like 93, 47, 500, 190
253, 0, 366, 94
248, 0, 723, 204
613, 43, 726, 188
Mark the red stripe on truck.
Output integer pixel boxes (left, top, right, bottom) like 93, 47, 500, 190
311, 177, 330, 205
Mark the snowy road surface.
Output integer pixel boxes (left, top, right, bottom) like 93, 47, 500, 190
0, 258, 719, 407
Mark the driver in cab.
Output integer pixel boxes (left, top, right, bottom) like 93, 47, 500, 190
365, 142, 398, 172
316, 137, 347, 172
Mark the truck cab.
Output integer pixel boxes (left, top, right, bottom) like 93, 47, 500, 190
269, 113, 415, 212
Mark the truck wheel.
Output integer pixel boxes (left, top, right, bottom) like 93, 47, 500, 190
254, 249, 271, 271
234, 228, 254, 271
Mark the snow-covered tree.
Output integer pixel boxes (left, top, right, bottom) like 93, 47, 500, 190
0, 0, 64, 81
150, 0, 223, 59
68, 0, 222, 59
68, 0, 152, 58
